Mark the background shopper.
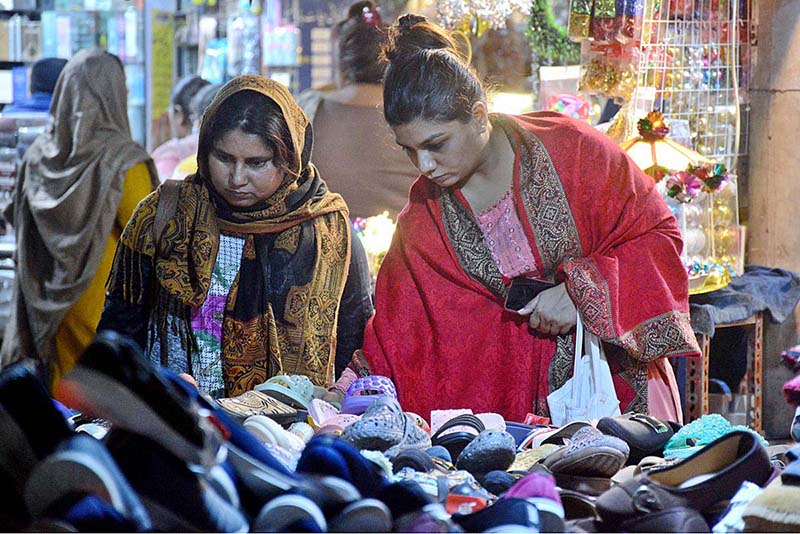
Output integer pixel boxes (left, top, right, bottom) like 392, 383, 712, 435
297, 1, 417, 219
151, 75, 210, 181
1, 49, 158, 387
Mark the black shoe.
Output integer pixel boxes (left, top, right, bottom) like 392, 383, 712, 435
452, 497, 541, 532
56, 331, 224, 467
105, 428, 248, 532
0, 361, 73, 528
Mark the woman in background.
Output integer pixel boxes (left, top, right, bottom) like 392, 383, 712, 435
1, 49, 158, 387
151, 75, 210, 181
297, 1, 417, 219
170, 83, 222, 181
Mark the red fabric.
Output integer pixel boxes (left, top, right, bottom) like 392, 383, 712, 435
362, 113, 699, 423
784, 374, 800, 407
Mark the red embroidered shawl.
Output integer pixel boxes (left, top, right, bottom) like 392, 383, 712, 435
362, 113, 700, 423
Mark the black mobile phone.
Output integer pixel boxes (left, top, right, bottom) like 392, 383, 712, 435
504, 277, 556, 312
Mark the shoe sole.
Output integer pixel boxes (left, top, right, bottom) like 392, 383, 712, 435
57, 366, 221, 467
227, 442, 361, 511
254, 494, 326, 532
139, 491, 249, 533
226, 442, 298, 499
25, 446, 129, 520
329, 498, 392, 533
547, 446, 626, 478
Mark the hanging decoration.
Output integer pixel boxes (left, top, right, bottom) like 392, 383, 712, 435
526, 0, 580, 64
436, 0, 531, 36
664, 162, 730, 203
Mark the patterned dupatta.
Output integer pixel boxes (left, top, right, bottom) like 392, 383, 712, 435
108, 76, 351, 395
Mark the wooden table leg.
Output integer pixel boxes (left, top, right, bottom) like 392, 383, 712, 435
686, 333, 710, 422
752, 312, 763, 434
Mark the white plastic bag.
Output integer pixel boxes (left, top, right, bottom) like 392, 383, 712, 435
547, 313, 621, 426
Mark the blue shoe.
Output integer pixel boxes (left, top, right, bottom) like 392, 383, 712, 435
297, 435, 390, 499
377, 480, 433, 519
104, 428, 248, 532
254, 494, 327, 533
451, 497, 541, 533
0, 361, 72, 477
24, 433, 151, 531
33, 493, 143, 532
56, 331, 224, 468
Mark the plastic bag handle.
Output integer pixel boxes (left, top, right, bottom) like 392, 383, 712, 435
572, 312, 585, 387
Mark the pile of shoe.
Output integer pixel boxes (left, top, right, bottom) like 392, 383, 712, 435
0, 330, 790, 532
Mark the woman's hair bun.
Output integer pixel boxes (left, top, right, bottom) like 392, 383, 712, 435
383, 13, 457, 63
347, 1, 372, 18
345, 1, 382, 27
397, 13, 426, 29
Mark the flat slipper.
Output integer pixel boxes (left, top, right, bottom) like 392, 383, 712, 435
543, 426, 629, 478
216, 389, 297, 425
308, 398, 340, 428
431, 414, 485, 460
255, 375, 315, 410
455, 430, 516, 479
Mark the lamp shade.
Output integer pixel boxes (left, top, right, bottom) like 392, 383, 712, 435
620, 111, 713, 180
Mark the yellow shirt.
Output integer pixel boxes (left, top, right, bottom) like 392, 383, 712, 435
171, 153, 197, 181
52, 162, 154, 387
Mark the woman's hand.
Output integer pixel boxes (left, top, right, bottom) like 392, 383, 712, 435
178, 373, 199, 390
313, 385, 344, 407
517, 283, 577, 336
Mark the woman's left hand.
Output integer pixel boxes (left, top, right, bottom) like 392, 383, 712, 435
517, 283, 577, 336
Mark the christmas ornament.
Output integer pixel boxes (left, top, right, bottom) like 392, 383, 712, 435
436, 0, 531, 35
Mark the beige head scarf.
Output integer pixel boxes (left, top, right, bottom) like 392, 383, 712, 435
1, 48, 156, 368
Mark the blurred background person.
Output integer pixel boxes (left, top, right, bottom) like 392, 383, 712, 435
169, 82, 222, 181
297, 1, 417, 220
151, 74, 210, 181
0, 49, 158, 387
1, 57, 67, 114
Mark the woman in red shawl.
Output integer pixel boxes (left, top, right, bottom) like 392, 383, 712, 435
350, 15, 700, 424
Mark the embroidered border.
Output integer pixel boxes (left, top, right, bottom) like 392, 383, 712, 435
548, 334, 576, 392
563, 257, 617, 339
439, 190, 506, 298
619, 310, 699, 361
619, 360, 649, 414
494, 117, 583, 275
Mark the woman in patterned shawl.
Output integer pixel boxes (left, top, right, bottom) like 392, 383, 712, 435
98, 75, 373, 399
353, 15, 700, 423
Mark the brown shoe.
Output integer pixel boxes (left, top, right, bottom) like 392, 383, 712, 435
596, 430, 772, 523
